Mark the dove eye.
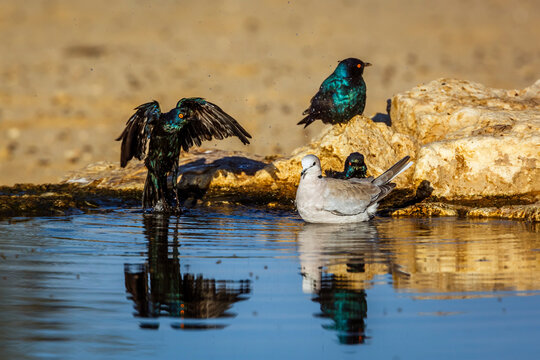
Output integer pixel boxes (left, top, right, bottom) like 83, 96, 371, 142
178, 113, 184, 119
312, 162, 316, 166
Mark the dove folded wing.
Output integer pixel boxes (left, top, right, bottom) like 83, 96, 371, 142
321, 178, 380, 216
347, 176, 374, 184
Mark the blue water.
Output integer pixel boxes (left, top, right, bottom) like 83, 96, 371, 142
0, 208, 539, 359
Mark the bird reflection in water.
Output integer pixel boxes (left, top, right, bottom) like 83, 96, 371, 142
124, 214, 251, 329
314, 276, 368, 345
297, 222, 384, 345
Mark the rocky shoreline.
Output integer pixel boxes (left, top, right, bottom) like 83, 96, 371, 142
2, 79, 538, 221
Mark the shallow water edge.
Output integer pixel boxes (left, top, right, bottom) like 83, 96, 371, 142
0, 208, 538, 359
0, 182, 538, 221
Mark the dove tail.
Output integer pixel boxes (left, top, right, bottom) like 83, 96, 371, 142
373, 156, 413, 186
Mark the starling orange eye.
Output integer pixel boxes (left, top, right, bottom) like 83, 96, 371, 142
178, 113, 184, 118
357, 64, 362, 68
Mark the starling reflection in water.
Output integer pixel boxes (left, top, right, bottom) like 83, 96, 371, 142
116, 98, 251, 212
298, 58, 371, 128
315, 275, 368, 345
326, 152, 368, 179
124, 215, 251, 326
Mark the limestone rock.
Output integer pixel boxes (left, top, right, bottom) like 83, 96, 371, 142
391, 78, 540, 144
64, 118, 417, 201
391, 78, 540, 199
413, 134, 539, 198
273, 115, 416, 188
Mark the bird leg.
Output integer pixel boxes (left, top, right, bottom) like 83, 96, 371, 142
172, 160, 183, 214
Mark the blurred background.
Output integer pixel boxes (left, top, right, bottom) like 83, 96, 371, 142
0, 0, 538, 185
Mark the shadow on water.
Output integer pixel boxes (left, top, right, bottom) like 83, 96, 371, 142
124, 214, 251, 330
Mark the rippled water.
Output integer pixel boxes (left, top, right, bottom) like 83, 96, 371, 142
0, 208, 539, 359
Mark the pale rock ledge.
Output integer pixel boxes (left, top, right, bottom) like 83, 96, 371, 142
390, 78, 539, 199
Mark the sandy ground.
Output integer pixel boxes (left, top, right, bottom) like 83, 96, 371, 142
0, 0, 538, 185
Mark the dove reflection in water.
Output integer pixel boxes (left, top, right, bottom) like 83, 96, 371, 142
296, 222, 384, 345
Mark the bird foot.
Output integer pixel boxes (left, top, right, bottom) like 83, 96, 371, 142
148, 203, 183, 215
171, 205, 184, 215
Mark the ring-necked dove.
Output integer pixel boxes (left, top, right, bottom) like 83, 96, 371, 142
296, 154, 412, 223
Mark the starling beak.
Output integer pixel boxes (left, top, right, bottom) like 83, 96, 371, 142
298, 58, 371, 128
116, 98, 251, 212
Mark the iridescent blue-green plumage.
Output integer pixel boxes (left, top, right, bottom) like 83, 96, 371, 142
326, 152, 368, 179
298, 58, 371, 128
116, 98, 251, 211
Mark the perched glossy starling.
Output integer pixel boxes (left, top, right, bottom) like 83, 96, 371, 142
326, 152, 368, 179
298, 58, 371, 128
116, 98, 251, 211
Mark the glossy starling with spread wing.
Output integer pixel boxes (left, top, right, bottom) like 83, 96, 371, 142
326, 152, 368, 179
298, 58, 371, 128
116, 98, 251, 211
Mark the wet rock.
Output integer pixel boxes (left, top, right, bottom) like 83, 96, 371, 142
391, 202, 461, 217
391, 78, 540, 199
466, 203, 540, 222
0, 184, 139, 217
391, 201, 540, 221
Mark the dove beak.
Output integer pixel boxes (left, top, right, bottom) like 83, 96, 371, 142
301, 163, 316, 178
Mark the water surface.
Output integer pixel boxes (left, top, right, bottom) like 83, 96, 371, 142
0, 208, 539, 359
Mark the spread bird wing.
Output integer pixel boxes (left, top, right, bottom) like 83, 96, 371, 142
116, 101, 161, 167
176, 98, 252, 152
321, 178, 381, 216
